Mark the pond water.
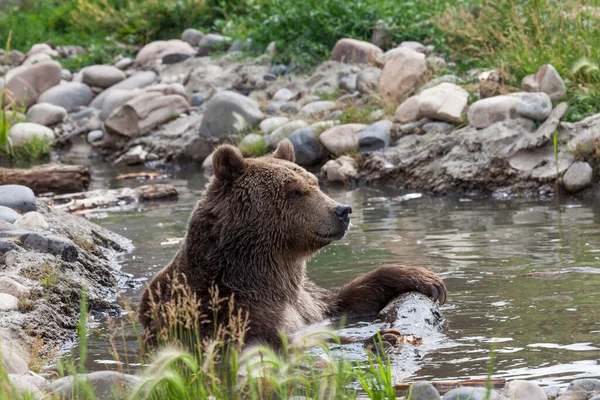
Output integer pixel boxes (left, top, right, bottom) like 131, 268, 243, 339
64, 163, 600, 387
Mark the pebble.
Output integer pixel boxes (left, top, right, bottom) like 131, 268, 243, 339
339, 74, 357, 93
26, 103, 67, 126
422, 122, 454, 134
114, 57, 134, 70
408, 382, 440, 400
563, 161, 593, 193
260, 117, 290, 135
87, 130, 104, 143
298, 101, 336, 118
181, 28, 203, 46
0, 277, 30, 298
265, 121, 309, 148
1, 347, 28, 374
280, 102, 301, 114
0, 239, 20, 254
0, 185, 37, 213
0, 293, 19, 311
8, 123, 55, 148
273, 88, 294, 102
37, 82, 94, 112
14, 212, 49, 230
191, 93, 205, 107
0, 206, 21, 224
502, 380, 548, 400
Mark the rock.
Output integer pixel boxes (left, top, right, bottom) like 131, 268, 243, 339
19, 233, 78, 262
394, 95, 421, 123
0, 206, 21, 223
1, 347, 28, 374
3, 50, 25, 66
228, 39, 253, 53
330, 38, 383, 65
298, 101, 337, 118
442, 387, 501, 400
478, 69, 502, 99
114, 57, 134, 70
321, 156, 358, 184
371, 20, 390, 48
319, 124, 366, 154
200, 91, 264, 139
522, 64, 566, 100
281, 102, 301, 114
99, 88, 140, 120
135, 40, 195, 65
238, 134, 265, 157
422, 122, 454, 134
265, 121, 309, 148
325, 110, 344, 121
378, 292, 444, 336
260, 117, 290, 135
0, 238, 20, 254
543, 386, 561, 399
556, 392, 587, 400
265, 41, 277, 56
114, 145, 149, 166
22, 52, 53, 66
356, 68, 382, 94
380, 48, 427, 105
358, 120, 393, 153
427, 56, 447, 71
263, 73, 277, 81
197, 34, 231, 56
87, 130, 103, 143
191, 93, 205, 107
0, 277, 30, 298
27, 43, 58, 58
7, 123, 55, 148
567, 379, 600, 392
407, 382, 440, 400
7, 372, 45, 399
289, 127, 323, 166
562, 161, 593, 193
270, 64, 288, 76
273, 88, 294, 102
502, 380, 548, 400
311, 120, 337, 131
0, 221, 14, 232
339, 74, 357, 92
3, 61, 62, 108
182, 28, 204, 46
105, 91, 190, 138
162, 53, 192, 64
37, 82, 93, 111
25, 103, 67, 126
0, 293, 19, 311
82, 65, 126, 88
467, 93, 552, 129
61, 69, 73, 81
0, 185, 37, 213
50, 371, 141, 400
400, 41, 427, 54
418, 83, 469, 123
14, 212, 48, 230
89, 71, 156, 111
419, 74, 462, 93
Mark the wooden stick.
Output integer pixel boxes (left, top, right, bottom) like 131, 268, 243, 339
0, 163, 91, 194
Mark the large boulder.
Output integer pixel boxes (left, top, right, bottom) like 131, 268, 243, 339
90, 71, 157, 111
380, 48, 427, 105
135, 40, 195, 65
200, 91, 264, 139
319, 124, 366, 154
522, 64, 566, 100
37, 82, 93, 111
467, 92, 552, 128
418, 83, 469, 123
0, 185, 37, 212
82, 65, 126, 88
105, 90, 190, 138
7, 123, 55, 148
25, 103, 66, 126
3, 61, 62, 108
330, 38, 383, 65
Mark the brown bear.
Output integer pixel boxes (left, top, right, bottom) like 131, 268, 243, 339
138, 140, 447, 347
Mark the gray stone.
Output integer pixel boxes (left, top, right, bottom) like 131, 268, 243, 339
26, 103, 67, 126
321, 156, 358, 184
567, 378, 600, 393
289, 127, 323, 166
273, 88, 294, 102
0, 206, 21, 223
182, 28, 204, 46
197, 34, 231, 56
162, 53, 192, 64
418, 74, 461, 93
228, 39, 252, 53
82, 65, 126, 88
281, 102, 301, 114
468, 92, 552, 129
200, 91, 264, 139
270, 64, 288, 76
320, 124, 366, 154
563, 161, 593, 193
0, 220, 15, 232
378, 292, 444, 337
408, 382, 440, 400
543, 386, 562, 400
37, 82, 93, 111
325, 110, 344, 121
298, 101, 336, 118
0, 185, 37, 212
51, 371, 141, 400
0, 277, 30, 298
263, 73, 277, 81
422, 122, 454, 134
3, 61, 62, 108
87, 130, 103, 143
442, 387, 501, 400
90, 71, 157, 110
7, 123, 55, 148
330, 38, 382, 65
522, 64, 566, 100
0, 293, 19, 311
0, 238, 20, 254
265, 121, 309, 148
358, 120, 392, 153
14, 212, 48, 230
114, 57, 134, 70
260, 117, 289, 135
7, 372, 45, 399
266, 102, 284, 115
502, 380, 548, 400
400, 40, 427, 54
514, 92, 553, 121
61, 69, 72, 81
339, 74, 357, 93
191, 93, 205, 107
19, 233, 78, 262
1, 347, 28, 374
356, 67, 382, 94
135, 40, 195, 65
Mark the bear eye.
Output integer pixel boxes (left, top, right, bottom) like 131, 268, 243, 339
288, 189, 305, 199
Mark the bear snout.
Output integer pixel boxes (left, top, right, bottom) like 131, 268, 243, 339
335, 204, 352, 224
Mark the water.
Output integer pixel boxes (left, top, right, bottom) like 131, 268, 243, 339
67, 163, 600, 386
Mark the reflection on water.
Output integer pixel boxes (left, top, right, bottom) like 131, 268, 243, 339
68, 163, 600, 386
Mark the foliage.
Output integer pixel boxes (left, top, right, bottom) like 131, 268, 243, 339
237, 134, 269, 157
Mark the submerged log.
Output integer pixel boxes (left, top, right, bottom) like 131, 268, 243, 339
0, 163, 91, 194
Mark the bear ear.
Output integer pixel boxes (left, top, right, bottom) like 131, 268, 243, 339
212, 144, 246, 181
272, 139, 296, 163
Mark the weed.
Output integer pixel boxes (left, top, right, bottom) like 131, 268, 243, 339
17, 296, 36, 313
340, 106, 379, 125
19, 262, 56, 282
237, 134, 269, 157
72, 235, 97, 255
10, 135, 54, 166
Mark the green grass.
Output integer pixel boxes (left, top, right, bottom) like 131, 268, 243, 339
237, 134, 269, 157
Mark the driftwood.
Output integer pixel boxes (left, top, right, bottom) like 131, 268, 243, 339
45, 184, 178, 215
395, 378, 506, 391
0, 163, 91, 194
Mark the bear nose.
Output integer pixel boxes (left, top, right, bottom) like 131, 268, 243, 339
335, 204, 352, 223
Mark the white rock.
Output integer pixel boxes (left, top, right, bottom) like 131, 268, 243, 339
394, 95, 421, 123
0, 293, 19, 311
26, 103, 67, 126
7, 123, 55, 148
380, 48, 427, 105
0, 277, 30, 298
418, 83, 469, 123
14, 212, 49, 230
265, 120, 309, 148
522, 64, 566, 100
468, 92, 552, 128
321, 156, 358, 184
319, 124, 367, 154
298, 101, 336, 118
273, 88, 294, 102
260, 117, 289, 135
114, 57, 134, 70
